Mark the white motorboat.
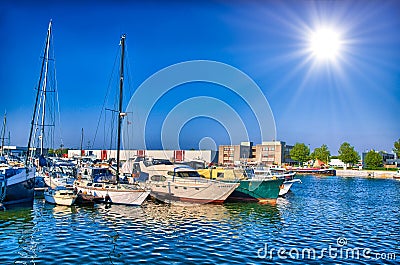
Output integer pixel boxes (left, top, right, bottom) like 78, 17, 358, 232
394, 170, 400, 180
252, 166, 302, 196
44, 186, 77, 206
137, 158, 239, 205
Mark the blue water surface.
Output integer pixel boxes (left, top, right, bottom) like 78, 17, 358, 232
0, 176, 399, 264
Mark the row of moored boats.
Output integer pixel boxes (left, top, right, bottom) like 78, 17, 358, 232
0, 155, 302, 208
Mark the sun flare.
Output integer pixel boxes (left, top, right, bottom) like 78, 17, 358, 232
309, 28, 342, 61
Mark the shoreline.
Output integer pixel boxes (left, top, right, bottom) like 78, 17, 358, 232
335, 169, 397, 179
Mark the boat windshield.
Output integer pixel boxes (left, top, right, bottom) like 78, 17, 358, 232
168, 171, 200, 178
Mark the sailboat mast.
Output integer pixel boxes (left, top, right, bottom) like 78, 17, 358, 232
1, 112, 6, 156
26, 20, 52, 165
116, 34, 126, 183
40, 25, 51, 156
79, 128, 84, 166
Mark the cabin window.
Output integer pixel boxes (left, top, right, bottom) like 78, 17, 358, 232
87, 183, 93, 187
151, 175, 166, 181
94, 183, 102, 188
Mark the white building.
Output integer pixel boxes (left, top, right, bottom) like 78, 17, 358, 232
67, 149, 218, 164
329, 158, 345, 168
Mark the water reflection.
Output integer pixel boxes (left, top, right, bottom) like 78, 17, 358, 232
1, 176, 399, 264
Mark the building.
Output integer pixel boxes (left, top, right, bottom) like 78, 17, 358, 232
218, 141, 293, 166
68, 149, 218, 165
218, 142, 254, 166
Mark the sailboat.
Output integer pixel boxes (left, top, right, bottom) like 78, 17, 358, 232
74, 34, 150, 206
26, 21, 76, 206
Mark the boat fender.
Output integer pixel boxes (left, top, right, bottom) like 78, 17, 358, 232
105, 194, 111, 203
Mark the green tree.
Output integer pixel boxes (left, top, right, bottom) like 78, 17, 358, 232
364, 150, 382, 168
310, 144, 331, 164
393, 138, 400, 158
338, 142, 360, 167
290, 143, 310, 166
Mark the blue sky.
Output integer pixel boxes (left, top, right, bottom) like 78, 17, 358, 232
1, 0, 399, 155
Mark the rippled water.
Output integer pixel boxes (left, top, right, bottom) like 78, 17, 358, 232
1, 176, 399, 264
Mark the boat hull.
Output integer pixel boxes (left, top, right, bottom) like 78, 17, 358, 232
44, 190, 77, 206
293, 168, 336, 176
226, 178, 284, 203
2, 167, 36, 205
74, 182, 150, 206
149, 180, 239, 205
279, 179, 302, 196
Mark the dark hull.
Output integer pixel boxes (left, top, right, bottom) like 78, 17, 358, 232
3, 178, 35, 205
293, 169, 336, 176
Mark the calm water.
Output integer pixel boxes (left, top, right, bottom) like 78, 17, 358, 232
1, 176, 399, 264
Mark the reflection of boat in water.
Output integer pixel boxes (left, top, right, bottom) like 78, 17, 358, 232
137, 158, 239, 205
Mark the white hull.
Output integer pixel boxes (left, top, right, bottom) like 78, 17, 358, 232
149, 180, 239, 205
74, 181, 150, 206
279, 179, 302, 196
44, 188, 77, 206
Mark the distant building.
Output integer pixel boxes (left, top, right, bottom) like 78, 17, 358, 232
68, 149, 218, 165
218, 140, 293, 166
361, 151, 395, 167
329, 158, 345, 168
1, 146, 28, 157
218, 142, 253, 166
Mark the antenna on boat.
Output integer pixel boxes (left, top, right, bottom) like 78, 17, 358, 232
116, 33, 126, 184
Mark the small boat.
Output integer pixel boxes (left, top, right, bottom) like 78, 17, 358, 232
393, 170, 400, 180
198, 167, 284, 203
44, 186, 77, 206
74, 192, 103, 206
43, 169, 75, 189
138, 159, 239, 204
292, 167, 336, 176
74, 34, 150, 206
266, 167, 302, 196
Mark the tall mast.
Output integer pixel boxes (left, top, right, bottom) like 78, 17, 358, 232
1, 112, 6, 156
79, 128, 84, 166
116, 34, 126, 183
40, 21, 52, 156
26, 20, 52, 165
40, 22, 51, 155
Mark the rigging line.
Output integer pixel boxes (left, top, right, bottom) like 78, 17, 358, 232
52, 36, 64, 149
92, 46, 120, 148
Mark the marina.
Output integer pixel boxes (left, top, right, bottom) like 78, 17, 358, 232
0, 175, 398, 264
1, 1, 400, 265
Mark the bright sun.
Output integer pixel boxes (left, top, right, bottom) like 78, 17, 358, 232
309, 28, 342, 60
